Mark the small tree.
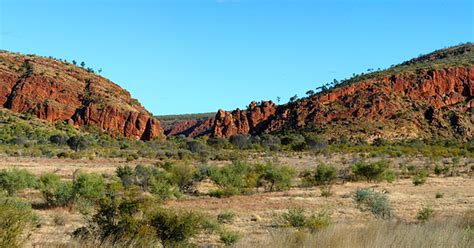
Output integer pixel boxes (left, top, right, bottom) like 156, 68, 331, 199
351, 160, 389, 182
289, 95, 298, 103
229, 135, 249, 149
67, 136, 91, 152
259, 164, 295, 192
80, 61, 85, 68
314, 164, 337, 197
116, 165, 134, 188
305, 90, 315, 96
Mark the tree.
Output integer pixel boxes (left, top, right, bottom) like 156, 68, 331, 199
67, 136, 91, 152
229, 135, 249, 149
72, 60, 77, 65
80, 61, 85, 68
98, 68, 102, 73
276, 96, 281, 103
289, 95, 298, 103
314, 164, 337, 196
305, 90, 315, 96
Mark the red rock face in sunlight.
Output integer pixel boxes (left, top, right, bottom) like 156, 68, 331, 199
210, 67, 473, 140
0, 52, 164, 140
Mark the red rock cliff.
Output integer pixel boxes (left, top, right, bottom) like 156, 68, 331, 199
211, 65, 473, 141
0, 51, 164, 140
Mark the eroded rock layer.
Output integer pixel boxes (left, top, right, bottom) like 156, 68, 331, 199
0, 51, 164, 140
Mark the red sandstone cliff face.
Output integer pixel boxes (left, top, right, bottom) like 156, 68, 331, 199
210, 66, 473, 141
0, 51, 164, 140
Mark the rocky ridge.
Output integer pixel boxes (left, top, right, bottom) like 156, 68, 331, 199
0, 51, 164, 140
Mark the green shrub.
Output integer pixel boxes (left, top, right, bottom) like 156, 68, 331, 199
0, 169, 37, 195
150, 208, 206, 246
281, 207, 307, 228
73, 173, 105, 202
434, 164, 450, 176
416, 206, 434, 223
304, 134, 328, 151
49, 134, 69, 145
280, 207, 332, 231
219, 229, 240, 246
314, 164, 337, 186
169, 163, 196, 193
0, 194, 37, 247
116, 165, 134, 188
229, 135, 250, 149
76, 186, 159, 246
217, 211, 236, 224
67, 135, 92, 152
209, 161, 253, 196
207, 137, 230, 149
305, 209, 332, 232
382, 170, 396, 183
435, 192, 444, 199
354, 188, 391, 219
314, 164, 337, 196
259, 163, 295, 192
39, 173, 74, 207
281, 134, 306, 151
413, 169, 428, 186
351, 160, 389, 182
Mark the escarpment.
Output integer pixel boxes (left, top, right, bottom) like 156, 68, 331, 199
0, 51, 164, 140
176, 44, 474, 141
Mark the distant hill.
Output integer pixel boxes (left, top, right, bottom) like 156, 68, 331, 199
157, 113, 215, 137
0, 51, 163, 140
173, 43, 473, 141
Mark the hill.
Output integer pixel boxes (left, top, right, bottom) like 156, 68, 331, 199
172, 43, 474, 141
0, 51, 163, 140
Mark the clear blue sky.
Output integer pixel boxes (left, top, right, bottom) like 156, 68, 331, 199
1, 0, 472, 115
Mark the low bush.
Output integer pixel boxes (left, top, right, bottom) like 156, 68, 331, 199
39, 173, 74, 207
169, 163, 196, 193
217, 211, 236, 224
151, 208, 208, 246
0, 193, 37, 247
73, 172, 105, 202
219, 229, 240, 246
305, 209, 332, 232
280, 207, 332, 231
382, 169, 396, 183
0, 169, 37, 195
354, 188, 392, 219
281, 207, 307, 228
208, 161, 254, 196
229, 135, 250, 149
417, 206, 434, 223
351, 160, 389, 182
413, 169, 429, 186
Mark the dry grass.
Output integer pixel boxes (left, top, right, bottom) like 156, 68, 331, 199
0, 154, 471, 247
240, 217, 473, 248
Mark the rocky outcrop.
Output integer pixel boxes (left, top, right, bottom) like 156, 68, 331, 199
213, 101, 277, 137
210, 66, 473, 140
0, 51, 164, 140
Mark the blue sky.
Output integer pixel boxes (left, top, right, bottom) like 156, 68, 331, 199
1, 0, 472, 115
